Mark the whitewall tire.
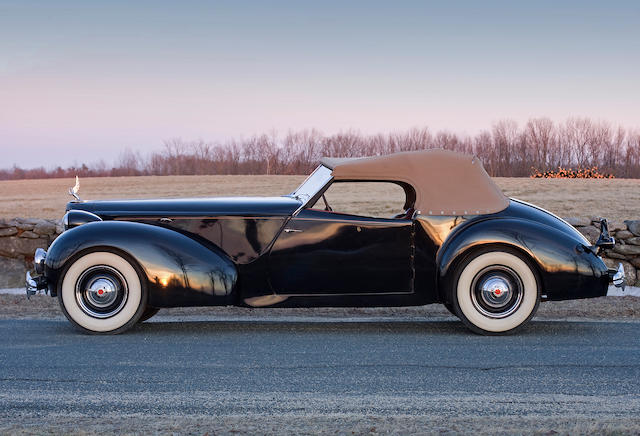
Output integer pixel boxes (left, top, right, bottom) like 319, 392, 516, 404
58, 251, 146, 334
452, 250, 540, 334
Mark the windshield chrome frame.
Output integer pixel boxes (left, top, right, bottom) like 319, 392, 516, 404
286, 165, 333, 216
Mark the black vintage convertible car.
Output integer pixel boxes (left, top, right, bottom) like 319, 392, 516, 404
27, 150, 624, 334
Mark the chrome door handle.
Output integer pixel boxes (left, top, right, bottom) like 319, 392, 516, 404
284, 228, 303, 233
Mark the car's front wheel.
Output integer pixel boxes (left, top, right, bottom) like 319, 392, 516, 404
138, 306, 160, 323
452, 249, 540, 334
58, 251, 147, 334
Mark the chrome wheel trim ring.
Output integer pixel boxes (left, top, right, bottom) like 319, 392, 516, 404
75, 265, 128, 319
470, 265, 523, 319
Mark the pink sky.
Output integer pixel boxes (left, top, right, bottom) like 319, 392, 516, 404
1, 1, 639, 168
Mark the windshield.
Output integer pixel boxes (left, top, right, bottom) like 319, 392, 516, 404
289, 165, 333, 203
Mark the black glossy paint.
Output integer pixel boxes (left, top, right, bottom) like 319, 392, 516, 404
137, 217, 286, 264
67, 196, 301, 218
268, 208, 414, 295
434, 200, 608, 301
45, 194, 609, 309
45, 221, 237, 307
436, 218, 608, 302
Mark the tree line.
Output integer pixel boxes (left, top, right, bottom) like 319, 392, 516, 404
3, 117, 640, 180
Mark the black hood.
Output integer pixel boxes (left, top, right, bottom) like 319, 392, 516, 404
66, 196, 301, 219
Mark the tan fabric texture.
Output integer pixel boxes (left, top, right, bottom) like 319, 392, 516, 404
322, 150, 509, 216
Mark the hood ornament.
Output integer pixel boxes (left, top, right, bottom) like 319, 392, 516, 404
68, 175, 81, 201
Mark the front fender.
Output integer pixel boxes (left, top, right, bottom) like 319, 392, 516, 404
45, 221, 238, 307
437, 218, 609, 302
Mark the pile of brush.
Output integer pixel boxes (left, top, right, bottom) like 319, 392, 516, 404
531, 167, 615, 179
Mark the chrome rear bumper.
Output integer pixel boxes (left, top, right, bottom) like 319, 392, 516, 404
609, 263, 625, 291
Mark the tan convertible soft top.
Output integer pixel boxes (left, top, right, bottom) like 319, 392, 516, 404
321, 149, 509, 216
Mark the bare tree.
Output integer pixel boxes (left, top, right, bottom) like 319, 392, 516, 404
562, 118, 595, 168
525, 118, 555, 170
4, 117, 639, 180
492, 120, 519, 176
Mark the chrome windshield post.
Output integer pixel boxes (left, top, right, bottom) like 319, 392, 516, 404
288, 165, 333, 217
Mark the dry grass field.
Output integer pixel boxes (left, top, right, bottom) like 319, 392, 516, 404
1, 175, 639, 221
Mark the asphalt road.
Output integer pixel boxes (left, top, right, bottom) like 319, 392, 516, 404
2, 318, 640, 434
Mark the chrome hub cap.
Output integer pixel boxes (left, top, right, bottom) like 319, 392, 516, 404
480, 277, 511, 308
471, 266, 523, 319
86, 277, 118, 308
75, 266, 128, 319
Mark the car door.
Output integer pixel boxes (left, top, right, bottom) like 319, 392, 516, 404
268, 208, 414, 295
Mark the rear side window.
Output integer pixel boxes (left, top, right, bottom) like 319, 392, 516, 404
309, 182, 410, 219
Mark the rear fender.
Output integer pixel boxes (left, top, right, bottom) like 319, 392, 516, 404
45, 221, 237, 307
437, 218, 607, 302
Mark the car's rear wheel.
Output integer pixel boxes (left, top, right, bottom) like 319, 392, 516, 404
443, 302, 457, 317
452, 249, 540, 335
58, 251, 147, 334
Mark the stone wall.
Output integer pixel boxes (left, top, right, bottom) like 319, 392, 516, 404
1, 216, 639, 290
0, 218, 62, 288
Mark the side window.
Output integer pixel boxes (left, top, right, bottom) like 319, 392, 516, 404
309, 182, 412, 219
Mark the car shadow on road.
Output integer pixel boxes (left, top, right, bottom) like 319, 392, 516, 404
4, 318, 616, 339
137, 319, 469, 334
127, 318, 609, 337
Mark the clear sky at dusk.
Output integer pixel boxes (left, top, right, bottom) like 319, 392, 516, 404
1, 0, 639, 168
